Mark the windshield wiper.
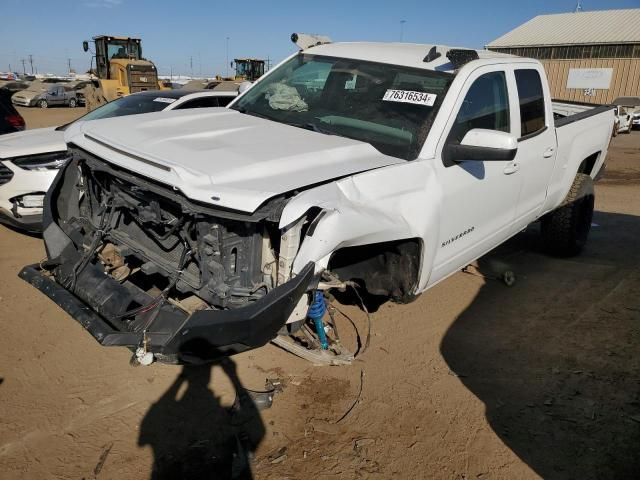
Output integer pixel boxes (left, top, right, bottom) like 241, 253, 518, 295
235, 107, 273, 121
294, 122, 336, 136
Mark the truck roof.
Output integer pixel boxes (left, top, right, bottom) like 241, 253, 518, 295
301, 42, 515, 74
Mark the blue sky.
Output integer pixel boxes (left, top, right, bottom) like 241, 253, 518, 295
1, 0, 638, 77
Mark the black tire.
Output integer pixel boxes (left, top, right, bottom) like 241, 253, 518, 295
69, 98, 77, 108
541, 173, 594, 257
38, 99, 48, 109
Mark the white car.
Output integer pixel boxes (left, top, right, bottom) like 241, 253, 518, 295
0, 89, 237, 231
21, 38, 614, 365
614, 106, 632, 134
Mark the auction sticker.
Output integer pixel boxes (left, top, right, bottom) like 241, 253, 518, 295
382, 89, 437, 106
153, 97, 177, 104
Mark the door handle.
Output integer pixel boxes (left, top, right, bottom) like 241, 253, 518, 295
543, 147, 555, 158
503, 161, 520, 175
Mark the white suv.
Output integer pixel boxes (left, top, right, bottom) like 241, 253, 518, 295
0, 89, 237, 231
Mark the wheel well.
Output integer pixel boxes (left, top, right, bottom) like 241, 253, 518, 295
327, 238, 421, 300
577, 151, 600, 176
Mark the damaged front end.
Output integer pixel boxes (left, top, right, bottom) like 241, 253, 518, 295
19, 146, 317, 364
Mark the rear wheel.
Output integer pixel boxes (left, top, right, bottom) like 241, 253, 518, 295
541, 173, 594, 257
38, 99, 48, 109
69, 98, 77, 108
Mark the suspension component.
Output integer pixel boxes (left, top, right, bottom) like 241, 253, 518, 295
307, 290, 328, 350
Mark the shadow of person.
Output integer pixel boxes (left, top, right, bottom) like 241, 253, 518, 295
139, 352, 265, 480
441, 212, 640, 480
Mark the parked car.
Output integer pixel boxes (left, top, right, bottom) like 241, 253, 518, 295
12, 84, 79, 108
612, 96, 640, 130
0, 89, 25, 135
0, 80, 31, 94
613, 106, 632, 134
67, 80, 93, 106
0, 89, 237, 232
19, 39, 614, 365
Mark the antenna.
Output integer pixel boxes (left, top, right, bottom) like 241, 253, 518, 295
575, 1, 583, 12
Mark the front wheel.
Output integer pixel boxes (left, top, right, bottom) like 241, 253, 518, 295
540, 173, 594, 257
69, 98, 77, 108
38, 99, 48, 109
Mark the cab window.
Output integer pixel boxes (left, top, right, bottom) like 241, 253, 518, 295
176, 97, 221, 109
514, 69, 546, 137
449, 71, 510, 144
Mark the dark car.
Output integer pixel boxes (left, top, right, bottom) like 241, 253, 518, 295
0, 89, 25, 134
0, 81, 31, 94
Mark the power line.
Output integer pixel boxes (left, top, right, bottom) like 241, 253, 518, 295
28, 54, 34, 74
21, 58, 26, 75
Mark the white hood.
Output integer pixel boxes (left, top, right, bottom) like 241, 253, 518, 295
67, 108, 404, 213
0, 127, 65, 159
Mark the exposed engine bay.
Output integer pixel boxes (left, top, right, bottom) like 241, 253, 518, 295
54, 147, 307, 317
23, 145, 330, 364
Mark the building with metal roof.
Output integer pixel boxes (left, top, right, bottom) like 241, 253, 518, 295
487, 9, 640, 105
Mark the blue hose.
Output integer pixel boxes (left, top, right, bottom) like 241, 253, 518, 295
307, 290, 328, 350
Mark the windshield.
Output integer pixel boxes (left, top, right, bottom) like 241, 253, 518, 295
57, 94, 177, 131
107, 40, 141, 60
231, 54, 453, 160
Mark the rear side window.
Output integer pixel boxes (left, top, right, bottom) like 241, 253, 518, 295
515, 69, 545, 136
175, 97, 221, 109
217, 96, 234, 107
449, 71, 510, 144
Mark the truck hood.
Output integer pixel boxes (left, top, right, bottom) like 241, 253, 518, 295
0, 127, 65, 159
67, 108, 405, 213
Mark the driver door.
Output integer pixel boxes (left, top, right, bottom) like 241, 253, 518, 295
430, 67, 522, 284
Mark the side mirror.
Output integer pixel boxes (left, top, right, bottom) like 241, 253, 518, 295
445, 129, 517, 162
82, 41, 89, 52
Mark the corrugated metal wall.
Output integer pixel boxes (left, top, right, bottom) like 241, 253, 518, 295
540, 58, 640, 104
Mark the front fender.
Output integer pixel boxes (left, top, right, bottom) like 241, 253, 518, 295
281, 160, 443, 292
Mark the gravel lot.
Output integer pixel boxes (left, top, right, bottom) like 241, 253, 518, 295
1, 107, 639, 479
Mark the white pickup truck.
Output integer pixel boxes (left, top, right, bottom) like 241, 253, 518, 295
20, 38, 614, 365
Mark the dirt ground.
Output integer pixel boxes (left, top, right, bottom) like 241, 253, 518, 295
1, 108, 639, 480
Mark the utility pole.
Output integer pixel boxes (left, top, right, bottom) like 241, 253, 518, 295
67, 58, 72, 74
399, 20, 407, 42
226, 37, 230, 78
190, 56, 193, 78
28, 54, 34, 74
21, 59, 26, 75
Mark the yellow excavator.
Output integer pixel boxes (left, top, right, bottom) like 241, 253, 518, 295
81, 35, 167, 111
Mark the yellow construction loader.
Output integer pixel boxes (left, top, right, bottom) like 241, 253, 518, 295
231, 58, 265, 81
81, 35, 167, 111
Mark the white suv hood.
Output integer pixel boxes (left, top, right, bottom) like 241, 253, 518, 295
67, 108, 404, 213
0, 127, 65, 159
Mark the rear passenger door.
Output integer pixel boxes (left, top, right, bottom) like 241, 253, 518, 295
509, 67, 557, 230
